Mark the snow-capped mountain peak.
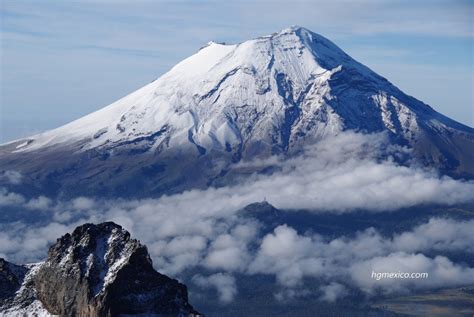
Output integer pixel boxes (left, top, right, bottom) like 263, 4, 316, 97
1, 26, 473, 197
9, 26, 367, 153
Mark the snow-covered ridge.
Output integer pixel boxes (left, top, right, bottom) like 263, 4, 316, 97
54, 225, 135, 296
46, 223, 140, 298
0, 263, 52, 317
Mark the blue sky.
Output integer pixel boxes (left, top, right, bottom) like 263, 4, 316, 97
0, 0, 472, 142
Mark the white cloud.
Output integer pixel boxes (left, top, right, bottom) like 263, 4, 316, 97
151, 235, 207, 276
0, 221, 77, 262
249, 220, 474, 294
192, 273, 237, 303
0, 132, 473, 301
350, 253, 474, 295
0, 170, 23, 185
274, 288, 311, 301
6, 133, 474, 216
248, 225, 324, 287
230, 132, 474, 212
1, 200, 473, 300
25, 196, 52, 210
319, 282, 348, 302
0, 187, 25, 206
71, 197, 96, 210
392, 218, 474, 253
204, 223, 258, 272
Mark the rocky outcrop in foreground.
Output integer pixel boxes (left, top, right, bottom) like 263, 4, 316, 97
0, 222, 202, 317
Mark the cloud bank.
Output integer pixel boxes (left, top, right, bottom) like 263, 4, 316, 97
0, 132, 473, 301
250, 221, 474, 296
2, 132, 474, 215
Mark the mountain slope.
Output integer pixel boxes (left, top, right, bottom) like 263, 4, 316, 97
0, 222, 201, 317
1, 26, 473, 197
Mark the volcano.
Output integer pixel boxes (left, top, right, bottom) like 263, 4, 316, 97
1, 26, 473, 197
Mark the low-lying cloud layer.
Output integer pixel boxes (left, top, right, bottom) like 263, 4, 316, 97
3, 133, 474, 214
1, 132, 473, 302
250, 220, 474, 295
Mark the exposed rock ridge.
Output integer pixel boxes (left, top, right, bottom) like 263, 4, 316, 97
0, 222, 202, 317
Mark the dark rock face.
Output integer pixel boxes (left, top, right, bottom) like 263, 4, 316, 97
34, 222, 201, 317
0, 259, 27, 306
0, 222, 201, 317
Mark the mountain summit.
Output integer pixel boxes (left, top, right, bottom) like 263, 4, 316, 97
1, 26, 473, 197
0, 222, 201, 316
